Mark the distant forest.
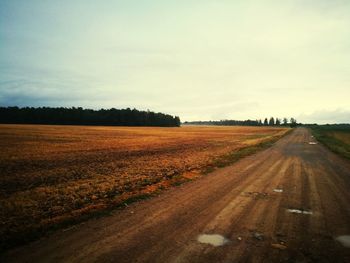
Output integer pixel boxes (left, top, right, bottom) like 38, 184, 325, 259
184, 117, 298, 127
0, 107, 181, 127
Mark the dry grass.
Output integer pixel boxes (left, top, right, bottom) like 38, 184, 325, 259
0, 124, 289, 249
311, 125, 350, 159
327, 131, 350, 145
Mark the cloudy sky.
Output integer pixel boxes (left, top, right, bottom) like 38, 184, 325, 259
1, 0, 349, 123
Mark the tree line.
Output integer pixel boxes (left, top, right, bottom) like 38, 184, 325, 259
0, 107, 181, 127
184, 117, 298, 127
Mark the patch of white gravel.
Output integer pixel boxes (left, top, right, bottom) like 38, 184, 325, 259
335, 236, 350, 248
287, 209, 313, 215
273, 189, 283, 193
197, 234, 229, 247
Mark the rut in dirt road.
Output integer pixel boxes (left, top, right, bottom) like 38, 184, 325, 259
2, 128, 350, 262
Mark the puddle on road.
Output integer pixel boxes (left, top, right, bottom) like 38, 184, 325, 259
335, 236, 350, 248
308, 142, 317, 145
287, 209, 313, 215
197, 234, 229, 247
273, 189, 283, 193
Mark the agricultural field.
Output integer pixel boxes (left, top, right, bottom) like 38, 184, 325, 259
311, 124, 350, 159
0, 124, 288, 249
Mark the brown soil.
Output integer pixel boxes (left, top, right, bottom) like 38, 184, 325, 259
2, 127, 350, 262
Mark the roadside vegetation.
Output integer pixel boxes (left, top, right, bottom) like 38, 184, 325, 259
0, 124, 289, 250
309, 124, 350, 159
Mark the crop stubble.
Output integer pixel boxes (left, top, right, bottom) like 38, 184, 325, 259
0, 124, 288, 248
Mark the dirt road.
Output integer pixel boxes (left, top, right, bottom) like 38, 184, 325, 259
2, 128, 350, 262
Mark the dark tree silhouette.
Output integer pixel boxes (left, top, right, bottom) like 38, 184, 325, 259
184, 116, 300, 127
290, 117, 297, 127
0, 107, 181, 127
263, 118, 268, 126
275, 118, 281, 125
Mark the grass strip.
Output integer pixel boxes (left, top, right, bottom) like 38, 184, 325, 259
310, 127, 350, 159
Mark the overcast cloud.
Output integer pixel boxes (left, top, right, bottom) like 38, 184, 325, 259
1, 0, 349, 123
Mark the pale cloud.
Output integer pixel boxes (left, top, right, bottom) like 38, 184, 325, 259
0, 0, 350, 123
298, 109, 350, 124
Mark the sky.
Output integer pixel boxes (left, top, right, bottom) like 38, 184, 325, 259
0, 0, 349, 124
